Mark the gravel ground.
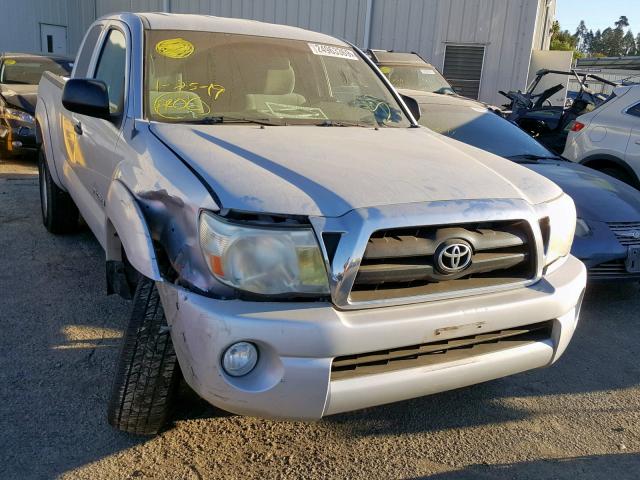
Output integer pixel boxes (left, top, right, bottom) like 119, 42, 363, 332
1, 157, 639, 480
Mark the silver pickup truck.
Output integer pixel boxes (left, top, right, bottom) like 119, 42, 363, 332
36, 13, 586, 435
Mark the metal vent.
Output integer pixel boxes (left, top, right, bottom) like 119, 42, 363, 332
331, 321, 553, 380
588, 260, 640, 280
349, 220, 535, 303
607, 222, 640, 246
443, 45, 485, 99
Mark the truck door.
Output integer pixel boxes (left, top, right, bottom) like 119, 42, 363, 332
68, 26, 128, 247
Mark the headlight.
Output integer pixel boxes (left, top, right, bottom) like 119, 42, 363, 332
199, 212, 329, 295
574, 218, 591, 237
0, 106, 35, 124
541, 194, 577, 267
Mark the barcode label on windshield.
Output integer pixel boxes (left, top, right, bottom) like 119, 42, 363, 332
308, 43, 358, 60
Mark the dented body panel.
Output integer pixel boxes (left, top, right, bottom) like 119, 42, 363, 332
158, 255, 585, 419
35, 12, 586, 420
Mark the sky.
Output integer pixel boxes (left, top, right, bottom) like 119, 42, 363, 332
555, 0, 640, 34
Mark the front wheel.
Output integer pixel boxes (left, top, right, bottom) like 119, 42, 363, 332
107, 276, 181, 435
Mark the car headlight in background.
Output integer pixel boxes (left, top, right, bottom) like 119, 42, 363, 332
540, 194, 577, 267
574, 218, 591, 237
199, 212, 329, 296
0, 105, 35, 124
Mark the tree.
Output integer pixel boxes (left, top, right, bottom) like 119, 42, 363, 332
601, 27, 622, 57
615, 15, 630, 29
553, 16, 636, 58
574, 20, 589, 53
601, 16, 631, 56
622, 30, 636, 55
550, 20, 578, 52
583, 29, 595, 54
590, 29, 604, 55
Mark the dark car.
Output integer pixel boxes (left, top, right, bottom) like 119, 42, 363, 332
405, 89, 640, 281
0, 53, 73, 158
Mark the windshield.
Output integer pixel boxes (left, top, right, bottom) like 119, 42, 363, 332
0, 57, 73, 84
420, 104, 555, 159
378, 64, 455, 95
144, 30, 410, 127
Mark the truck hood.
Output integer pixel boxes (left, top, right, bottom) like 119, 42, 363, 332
0, 84, 37, 114
527, 160, 640, 222
150, 123, 562, 217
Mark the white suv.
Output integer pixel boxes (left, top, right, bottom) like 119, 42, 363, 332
563, 84, 640, 188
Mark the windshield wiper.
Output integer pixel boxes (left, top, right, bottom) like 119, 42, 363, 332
182, 116, 281, 126
317, 119, 371, 127
506, 153, 564, 163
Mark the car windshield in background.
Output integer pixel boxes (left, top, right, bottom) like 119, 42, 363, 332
379, 64, 455, 95
0, 58, 73, 84
144, 31, 410, 127
420, 104, 554, 159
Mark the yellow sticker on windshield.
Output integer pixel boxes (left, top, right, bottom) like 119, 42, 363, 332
4, 59, 16, 65
380, 66, 391, 74
155, 38, 195, 59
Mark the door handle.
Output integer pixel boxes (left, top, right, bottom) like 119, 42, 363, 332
74, 121, 83, 135
635, 140, 640, 145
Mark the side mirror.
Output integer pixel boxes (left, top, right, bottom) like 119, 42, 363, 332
62, 79, 111, 120
400, 94, 421, 122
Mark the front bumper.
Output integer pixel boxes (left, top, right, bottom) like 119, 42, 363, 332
158, 254, 586, 420
572, 220, 640, 281
0, 120, 38, 157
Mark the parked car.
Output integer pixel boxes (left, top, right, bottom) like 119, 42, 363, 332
369, 50, 503, 114
37, 13, 585, 435
403, 88, 640, 281
368, 50, 456, 94
563, 84, 640, 189
0, 53, 73, 158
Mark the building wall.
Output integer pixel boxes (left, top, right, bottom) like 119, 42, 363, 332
0, 0, 551, 104
0, 0, 70, 54
366, 0, 542, 104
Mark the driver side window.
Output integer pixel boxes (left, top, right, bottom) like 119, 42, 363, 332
93, 29, 126, 115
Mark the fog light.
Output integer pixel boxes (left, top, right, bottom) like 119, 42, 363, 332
222, 342, 258, 377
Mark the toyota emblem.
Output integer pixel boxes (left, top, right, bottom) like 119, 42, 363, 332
436, 240, 473, 274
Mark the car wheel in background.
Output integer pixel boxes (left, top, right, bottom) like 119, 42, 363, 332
600, 166, 636, 188
107, 276, 181, 435
38, 149, 79, 233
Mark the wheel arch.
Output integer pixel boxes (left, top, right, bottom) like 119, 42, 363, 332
105, 180, 162, 282
35, 104, 65, 190
580, 154, 640, 187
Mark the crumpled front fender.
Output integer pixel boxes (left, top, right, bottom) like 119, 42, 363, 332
106, 179, 161, 281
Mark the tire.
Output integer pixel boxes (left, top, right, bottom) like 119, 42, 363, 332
38, 149, 79, 233
107, 276, 181, 435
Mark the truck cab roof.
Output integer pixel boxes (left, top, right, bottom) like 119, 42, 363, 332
101, 12, 347, 46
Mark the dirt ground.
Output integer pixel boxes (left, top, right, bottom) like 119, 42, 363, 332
1, 157, 639, 479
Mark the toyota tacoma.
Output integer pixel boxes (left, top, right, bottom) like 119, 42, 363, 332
36, 13, 586, 435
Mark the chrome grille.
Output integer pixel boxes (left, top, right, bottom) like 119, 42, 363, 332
608, 222, 640, 246
349, 220, 535, 302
